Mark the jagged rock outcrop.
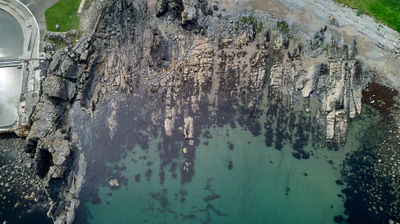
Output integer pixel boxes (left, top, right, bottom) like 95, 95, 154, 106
268, 27, 371, 145
155, 0, 209, 29
24, 32, 92, 224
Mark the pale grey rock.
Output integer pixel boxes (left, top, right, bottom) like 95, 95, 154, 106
48, 50, 63, 73
182, 0, 197, 25
183, 116, 194, 145
302, 63, 328, 98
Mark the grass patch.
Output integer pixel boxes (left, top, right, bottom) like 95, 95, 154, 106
235, 16, 264, 33
275, 20, 296, 39
45, 31, 82, 50
275, 21, 290, 34
46, 37, 68, 49
45, 0, 81, 32
336, 0, 400, 32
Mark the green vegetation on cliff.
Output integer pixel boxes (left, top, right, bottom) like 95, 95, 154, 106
336, 0, 400, 32
235, 16, 263, 33
45, 0, 81, 32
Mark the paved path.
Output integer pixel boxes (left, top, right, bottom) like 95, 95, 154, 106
20, 0, 59, 38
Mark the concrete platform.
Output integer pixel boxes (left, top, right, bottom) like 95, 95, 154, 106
0, 0, 42, 134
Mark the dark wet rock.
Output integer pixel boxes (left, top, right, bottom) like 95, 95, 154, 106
36, 147, 53, 178
203, 194, 221, 202
135, 174, 141, 182
333, 215, 345, 223
150, 31, 173, 69
362, 82, 399, 112
335, 180, 344, 185
227, 142, 234, 151
145, 169, 153, 181
292, 152, 301, 160
228, 161, 233, 170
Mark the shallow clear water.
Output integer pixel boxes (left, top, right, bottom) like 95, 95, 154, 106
70, 87, 378, 224
0, 8, 23, 58
85, 125, 347, 224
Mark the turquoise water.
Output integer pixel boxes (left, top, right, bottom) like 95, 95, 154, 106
72, 92, 355, 224
70, 66, 389, 224
86, 125, 346, 224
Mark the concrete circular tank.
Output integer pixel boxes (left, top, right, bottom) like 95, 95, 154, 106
0, 8, 24, 128
0, 8, 24, 58
0, 0, 40, 132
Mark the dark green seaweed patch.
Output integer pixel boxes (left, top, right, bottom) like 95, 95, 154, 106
341, 105, 400, 223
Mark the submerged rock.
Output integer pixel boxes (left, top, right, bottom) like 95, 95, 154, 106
108, 179, 120, 188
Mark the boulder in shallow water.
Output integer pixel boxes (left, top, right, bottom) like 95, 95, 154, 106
108, 179, 120, 188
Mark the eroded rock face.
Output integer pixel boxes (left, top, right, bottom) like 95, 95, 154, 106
82, 0, 372, 149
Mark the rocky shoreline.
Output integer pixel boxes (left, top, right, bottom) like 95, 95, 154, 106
0, 0, 399, 223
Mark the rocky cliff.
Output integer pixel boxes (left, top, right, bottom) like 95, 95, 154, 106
21, 0, 398, 223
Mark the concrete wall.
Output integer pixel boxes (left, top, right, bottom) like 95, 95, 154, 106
0, 0, 40, 59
